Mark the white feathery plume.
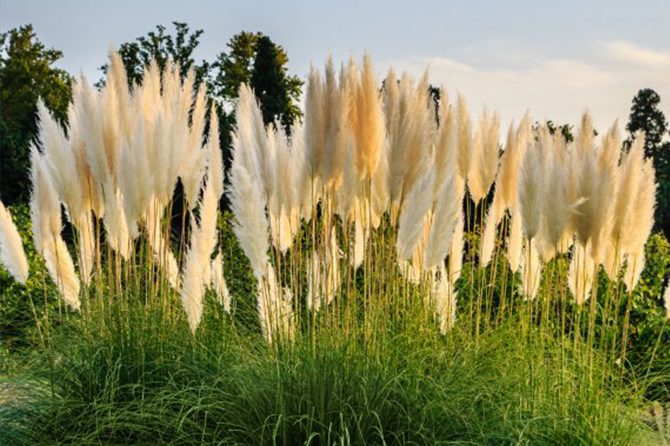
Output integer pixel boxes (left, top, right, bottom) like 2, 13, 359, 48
146, 201, 180, 289
267, 126, 296, 252
307, 254, 322, 310
197, 180, 220, 268
38, 99, 97, 282
103, 189, 131, 258
601, 239, 625, 281
118, 119, 150, 240
479, 191, 504, 268
538, 132, 571, 261
497, 118, 528, 211
590, 122, 621, 263
68, 105, 105, 218
75, 75, 113, 195
456, 95, 473, 183
402, 73, 435, 203
624, 252, 645, 292
286, 124, 307, 232
351, 55, 385, 179
410, 212, 432, 280
322, 57, 349, 188
29, 147, 58, 255
335, 137, 360, 219
424, 172, 463, 270
228, 162, 270, 280
326, 227, 341, 304
520, 240, 542, 300
37, 100, 84, 220
385, 72, 434, 208
30, 148, 80, 310
210, 250, 230, 313
569, 113, 604, 247
180, 233, 206, 333
609, 133, 655, 288
304, 65, 326, 179
0, 201, 29, 284
507, 208, 524, 273
468, 110, 500, 203
370, 143, 390, 228
43, 238, 81, 311
352, 215, 366, 268
233, 84, 268, 192
383, 68, 404, 205
308, 228, 341, 310
568, 242, 595, 305
397, 169, 435, 260
434, 89, 458, 192
75, 215, 95, 285
622, 159, 656, 259
433, 263, 457, 334
517, 143, 544, 240
180, 174, 220, 334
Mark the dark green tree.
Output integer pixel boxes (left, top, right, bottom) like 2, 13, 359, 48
211, 31, 258, 102
212, 31, 303, 173
0, 25, 71, 204
97, 22, 210, 88
625, 88, 670, 237
249, 35, 303, 133
212, 32, 302, 133
625, 89, 668, 158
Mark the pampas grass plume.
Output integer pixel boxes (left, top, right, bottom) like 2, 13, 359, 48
397, 169, 435, 260
0, 201, 29, 284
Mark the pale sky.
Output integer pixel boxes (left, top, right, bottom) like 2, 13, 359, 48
2, 0, 670, 134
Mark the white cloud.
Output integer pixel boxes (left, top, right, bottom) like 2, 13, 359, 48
603, 41, 670, 68
384, 41, 670, 136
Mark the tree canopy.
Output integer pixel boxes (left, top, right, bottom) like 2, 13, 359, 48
0, 25, 71, 204
625, 88, 670, 237
97, 22, 210, 88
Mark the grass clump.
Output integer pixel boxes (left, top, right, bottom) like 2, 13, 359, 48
0, 302, 656, 445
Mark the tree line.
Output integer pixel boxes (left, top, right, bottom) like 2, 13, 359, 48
1, 22, 669, 236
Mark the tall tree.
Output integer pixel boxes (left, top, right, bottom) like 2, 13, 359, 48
211, 31, 258, 102
625, 88, 670, 237
249, 35, 303, 133
0, 25, 71, 204
212, 31, 303, 173
97, 22, 210, 88
213, 32, 303, 133
625, 88, 668, 158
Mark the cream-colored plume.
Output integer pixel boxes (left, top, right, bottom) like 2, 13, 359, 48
468, 110, 500, 203
397, 170, 435, 260
568, 242, 595, 305
0, 201, 29, 284
30, 148, 80, 310
520, 240, 541, 300
433, 263, 457, 334
211, 250, 231, 312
